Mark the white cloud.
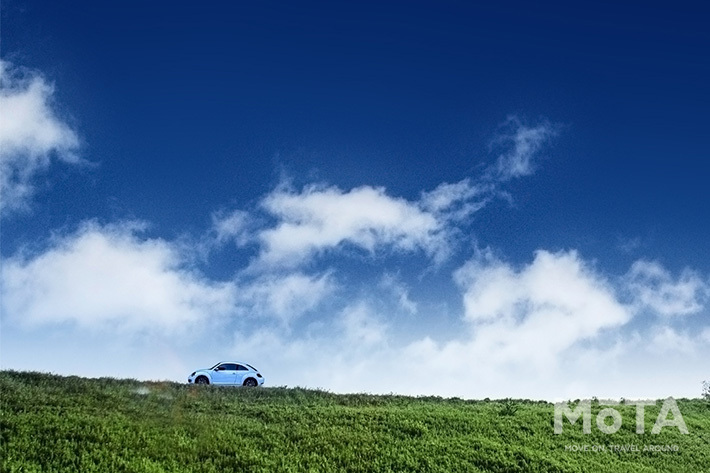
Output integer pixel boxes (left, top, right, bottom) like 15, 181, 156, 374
4, 88, 703, 399
626, 260, 708, 317
419, 178, 491, 221
649, 326, 696, 354
227, 250, 647, 398
490, 116, 557, 180
236, 272, 334, 323
340, 303, 387, 347
0, 60, 81, 214
1, 221, 235, 333
616, 236, 642, 254
225, 260, 709, 399
6, 236, 708, 399
211, 117, 556, 270
256, 183, 446, 267
211, 208, 251, 245
454, 249, 632, 368
379, 273, 418, 315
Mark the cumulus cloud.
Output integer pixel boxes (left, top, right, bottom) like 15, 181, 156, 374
256, 183, 446, 267
6, 227, 708, 399
454, 249, 632, 368
227, 252, 709, 399
625, 260, 709, 317
0, 215, 337, 334
0, 60, 81, 214
1, 221, 236, 333
236, 249, 635, 394
6, 97, 703, 399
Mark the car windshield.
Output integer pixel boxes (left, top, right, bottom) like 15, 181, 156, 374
209, 362, 221, 370
246, 364, 257, 371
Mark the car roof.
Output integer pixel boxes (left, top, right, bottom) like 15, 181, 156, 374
214, 361, 257, 368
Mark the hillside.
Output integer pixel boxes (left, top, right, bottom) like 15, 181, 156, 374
1, 371, 708, 472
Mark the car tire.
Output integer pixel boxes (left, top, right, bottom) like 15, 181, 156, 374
243, 378, 258, 387
195, 376, 210, 385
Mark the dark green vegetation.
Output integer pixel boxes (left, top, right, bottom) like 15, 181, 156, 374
1, 371, 709, 472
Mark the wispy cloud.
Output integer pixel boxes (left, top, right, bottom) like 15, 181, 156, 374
625, 260, 709, 317
650, 326, 697, 354
489, 116, 558, 181
0, 60, 81, 215
211, 208, 252, 245
419, 178, 491, 220
235, 271, 334, 323
340, 303, 388, 347
379, 273, 418, 315
212, 117, 557, 270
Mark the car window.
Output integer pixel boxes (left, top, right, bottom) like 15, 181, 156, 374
235, 365, 248, 371
219, 363, 238, 371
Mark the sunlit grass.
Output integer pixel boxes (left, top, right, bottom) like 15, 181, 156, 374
1, 371, 708, 472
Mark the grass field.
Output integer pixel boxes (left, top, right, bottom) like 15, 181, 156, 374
1, 370, 708, 472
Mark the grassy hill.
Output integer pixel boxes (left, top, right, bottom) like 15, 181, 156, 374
1, 371, 708, 472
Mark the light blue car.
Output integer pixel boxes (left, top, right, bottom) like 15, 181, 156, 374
187, 361, 265, 387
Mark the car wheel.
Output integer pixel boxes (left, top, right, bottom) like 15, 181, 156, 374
195, 376, 209, 385
243, 378, 258, 387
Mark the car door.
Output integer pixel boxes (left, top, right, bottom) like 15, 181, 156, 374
211, 363, 238, 385
234, 364, 249, 385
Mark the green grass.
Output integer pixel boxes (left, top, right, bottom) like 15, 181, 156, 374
1, 371, 709, 472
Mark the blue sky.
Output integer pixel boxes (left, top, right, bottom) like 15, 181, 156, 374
1, 1, 708, 399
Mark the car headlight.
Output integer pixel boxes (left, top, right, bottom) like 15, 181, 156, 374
256, 373, 262, 378
190, 372, 196, 377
